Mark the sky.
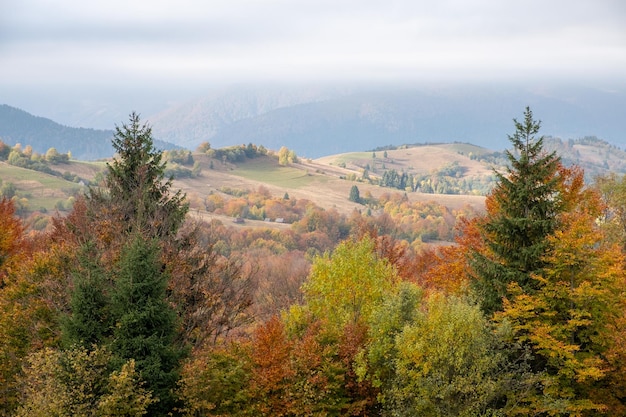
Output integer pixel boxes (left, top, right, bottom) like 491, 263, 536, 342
1, 0, 625, 125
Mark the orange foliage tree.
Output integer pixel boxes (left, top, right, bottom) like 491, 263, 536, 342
496, 181, 626, 414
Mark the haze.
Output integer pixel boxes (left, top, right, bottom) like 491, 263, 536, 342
1, 0, 625, 129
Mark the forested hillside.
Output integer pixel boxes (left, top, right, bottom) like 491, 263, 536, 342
0, 105, 115, 160
1, 109, 625, 416
0, 105, 177, 160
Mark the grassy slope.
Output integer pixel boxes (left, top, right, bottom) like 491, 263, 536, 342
316, 143, 496, 177
0, 163, 83, 210
187, 150, 487, 216
3, 144, 496, 219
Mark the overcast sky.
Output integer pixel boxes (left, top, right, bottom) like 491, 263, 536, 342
1, 0, 625, 124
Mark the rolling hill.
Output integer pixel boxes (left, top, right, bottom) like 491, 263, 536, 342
0, 143, 491, 223
6, 137, 625, 228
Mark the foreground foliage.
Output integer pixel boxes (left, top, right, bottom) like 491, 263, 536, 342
1, 109, 626, 416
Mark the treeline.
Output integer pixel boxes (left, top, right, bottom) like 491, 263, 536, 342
0, 140, 73, 177
0, 104, 177, 160
375, 161, 496, 195
343, 159, 496, 195
197, 141, 269, 164
162, 148, 201, 179
1, 109, 626, 416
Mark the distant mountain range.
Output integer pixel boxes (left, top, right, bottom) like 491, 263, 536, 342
0, 105, 176, 160
2, 83, 625, 160
146, 84, 626, 158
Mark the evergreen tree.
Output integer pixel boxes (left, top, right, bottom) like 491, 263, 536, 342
470, 107, 562, 315
62, 242, 111, 348
106, 112, 187, 238
349, 185, 361, 203
109, 234, 184, 415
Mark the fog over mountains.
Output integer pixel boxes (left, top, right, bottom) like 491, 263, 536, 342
2, 83, 625, 160
146, 83, 626, 158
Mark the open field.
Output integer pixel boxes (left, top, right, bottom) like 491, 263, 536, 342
0, 162, 85, 210
316, 143, 496, 178
178, 151, 488, 217
3, 144, 492, 221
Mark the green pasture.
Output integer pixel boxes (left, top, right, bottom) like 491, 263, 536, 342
440, 142, 492, 155
231, 159, 325, 188
0, 163, 84, 211
0, 164, 82, 189
330, 152, 372, 165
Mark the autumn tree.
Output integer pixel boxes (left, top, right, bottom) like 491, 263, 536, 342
96, 360, 156, 417
412, 217, 482, 294
596, 172, 626, 250
355, 282, 423, 406
470, 107, 563, 315
594, 173, 626, 413
0, 198, 26, 285
16, 346, 154, 417
356, 285, 509, 416
248, 315, 295, 416
496, 186, 626, 415
165, 226, 254, 349
390, 294, 506, 417
16, 346, 112, 417
0, 198, 31, 413
276, 235, 399, 415
0, 237, 75, 415
277, 146, 297, 166
246, 314, 355, 417
300, 235, 398, 328
177, 343, 251, 417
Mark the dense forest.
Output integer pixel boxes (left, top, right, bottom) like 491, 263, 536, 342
1, 108, 625, 416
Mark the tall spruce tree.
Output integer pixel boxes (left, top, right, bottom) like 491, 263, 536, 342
106, 112, 187, 238
110, 234, 183, 416
58, 113, 190, 415
470, 107, 562, 315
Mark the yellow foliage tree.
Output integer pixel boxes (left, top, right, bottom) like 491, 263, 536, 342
496, 188, 626, 415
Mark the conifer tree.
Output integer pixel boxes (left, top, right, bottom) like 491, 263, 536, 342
106, 112, 187, 238
349, 185, 361, 203
470, 107, 562, 315
61, 242, 111, 348
109, 234, 183, 415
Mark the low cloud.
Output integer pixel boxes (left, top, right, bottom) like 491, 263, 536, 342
1, 0, 625, 89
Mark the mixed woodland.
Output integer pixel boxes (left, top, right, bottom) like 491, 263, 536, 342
1, 108, 626, 416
